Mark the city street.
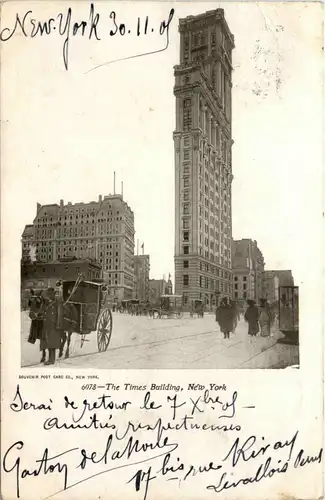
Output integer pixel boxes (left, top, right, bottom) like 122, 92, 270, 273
21, 311, 299, 369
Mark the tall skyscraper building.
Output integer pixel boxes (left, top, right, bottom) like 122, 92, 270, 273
173, 9, 235, 309
21, 194, 135, 300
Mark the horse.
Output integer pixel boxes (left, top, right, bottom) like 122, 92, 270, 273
59, 331, 73, 359
56, 302, 79, 360
28, 295, 77, 363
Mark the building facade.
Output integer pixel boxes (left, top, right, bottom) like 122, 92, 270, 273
174, 9, 235, 310
232, 239, 265, 303
149, 278, 173, 304
133, 255, 150, 301
21, 258, 102, 289
21, 258, 102, 307
263, 270, 294, 303
262, 273, 280, 303
21, 194, 135, 300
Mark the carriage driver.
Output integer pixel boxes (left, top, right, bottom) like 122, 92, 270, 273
42, 287, 64, 365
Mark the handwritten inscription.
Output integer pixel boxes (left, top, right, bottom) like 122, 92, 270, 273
0, 4, 175, 70
2, 385, 323, 499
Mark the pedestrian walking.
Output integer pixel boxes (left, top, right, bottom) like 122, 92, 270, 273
244, 299, 260, 342
259, 298, 272, 337
216, 297, 233, 339
42, 287, 64, 365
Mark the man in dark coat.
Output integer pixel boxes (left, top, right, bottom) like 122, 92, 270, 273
27, 291, 48, 362
216, 297, 233, 339
244, 299, 260, 342
42, 288, 64, 365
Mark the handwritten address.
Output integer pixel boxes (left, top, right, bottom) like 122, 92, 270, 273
2, 384, 323, 499
0, 3, 175, 71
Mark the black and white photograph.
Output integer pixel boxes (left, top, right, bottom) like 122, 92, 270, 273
11, 3, 318, 370
1, 3, 323, 500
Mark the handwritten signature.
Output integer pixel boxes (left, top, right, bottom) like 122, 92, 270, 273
0, 4, 175, 71
2, 431, 178, 499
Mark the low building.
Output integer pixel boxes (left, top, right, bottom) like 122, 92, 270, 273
232, 239, 265, 303
133, 255, 150, 301
263, 270, 294, 303
149, 277, 173, 304
21, 257, 102, 298
263, 274, 280, 303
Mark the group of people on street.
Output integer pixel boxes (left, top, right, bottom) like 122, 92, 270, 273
216, 297, 274, 341
27, 287, 64, 365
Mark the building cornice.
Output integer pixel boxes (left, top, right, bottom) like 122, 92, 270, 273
178, 9, 235, 50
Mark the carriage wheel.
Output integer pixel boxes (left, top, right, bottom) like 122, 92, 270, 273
97, 308, 113, 352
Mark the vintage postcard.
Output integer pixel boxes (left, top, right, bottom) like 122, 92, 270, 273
1, 1, 323, 499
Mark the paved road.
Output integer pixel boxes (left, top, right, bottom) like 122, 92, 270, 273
21, 311, 299, 369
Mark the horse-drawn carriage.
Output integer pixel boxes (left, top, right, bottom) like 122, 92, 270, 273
151, 295, 184, 319
118, 299, 139, 315
190, 299, 204, 318
56, 275, 113, 353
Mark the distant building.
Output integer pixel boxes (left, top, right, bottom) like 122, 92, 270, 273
21, 225, 35, 262
263, 270, 294, 303
149, 277, 173, 304
133, 255, 150, 301
21, 257, 102, 296
263, 273, 280, 303
21, 193, 135, 300
232, 239, 265, 302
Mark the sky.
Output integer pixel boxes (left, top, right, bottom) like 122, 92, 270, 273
1, 1, 323, 285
